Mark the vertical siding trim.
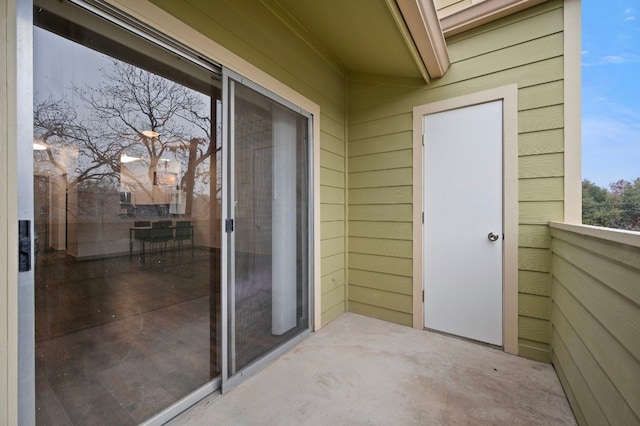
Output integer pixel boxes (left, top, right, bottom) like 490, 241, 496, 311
412, 85, 519, 355
563, 0, 581, 224
344, 70, 350, 314
2, 0, 19, 423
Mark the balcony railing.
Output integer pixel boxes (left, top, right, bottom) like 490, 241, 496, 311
549, 222, 640, 425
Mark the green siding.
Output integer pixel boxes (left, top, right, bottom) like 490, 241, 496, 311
347, 0, 565, 359
550, 225, 640, 426
149, 0, 348, 325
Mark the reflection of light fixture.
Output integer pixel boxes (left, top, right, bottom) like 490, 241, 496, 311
160, 158, 170, 163
141, 130, 159, 138
33, 142, 48, 151
120, 153, 141, 163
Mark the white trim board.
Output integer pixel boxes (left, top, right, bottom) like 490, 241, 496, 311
412, 84, 519, 355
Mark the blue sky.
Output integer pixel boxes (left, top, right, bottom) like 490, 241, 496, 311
582, 1, 640, 187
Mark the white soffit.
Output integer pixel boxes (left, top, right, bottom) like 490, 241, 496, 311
440, 0, 549, 37
395, 0, 451, 79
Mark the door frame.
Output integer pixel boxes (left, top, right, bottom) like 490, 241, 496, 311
412, 85, 519, 355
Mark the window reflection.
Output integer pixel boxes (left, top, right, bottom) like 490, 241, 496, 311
34, 7, 221, 424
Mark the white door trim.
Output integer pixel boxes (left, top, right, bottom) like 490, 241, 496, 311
412, 85, 519, 355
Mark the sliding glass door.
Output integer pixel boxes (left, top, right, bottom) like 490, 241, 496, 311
224, 74, 312, 385
33, 1, 222, 424
29, 1, 313, 423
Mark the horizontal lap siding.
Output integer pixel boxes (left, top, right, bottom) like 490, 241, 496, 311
150, 0, 347, 325
347, 1, 564, 358
550, 227, 640, 426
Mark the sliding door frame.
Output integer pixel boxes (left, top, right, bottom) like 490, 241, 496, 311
17, 0, 318, 422
221, 67, 314, 393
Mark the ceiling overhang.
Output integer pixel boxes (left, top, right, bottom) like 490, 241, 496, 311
272, 0, 450, 84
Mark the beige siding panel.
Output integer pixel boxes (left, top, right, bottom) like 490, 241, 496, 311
349, 301, 412, 326
552, 306, 638, 425
349, 253, 412, 277
449, 8, 563, 62
552, 254, 640, 359
519, 105, 564, 133
320, 237, 345, 259
321, 204, 345, 222
518, 341, 551, 363
321, 300, 345, 325
432, 33, 563, 89
551, 231, 640, 304
349, 149, 413, 172
519, 270, 551, 296
349, 113, 412, 141
321, 269, 345, 294
321, 253, 344, 276
519, 224, 551, 248
446, 0, 563, 44
552, 353, 588, 426
519, 129, 564, 156
348, 269, 413, 295
437, 0, 472, 18
320, 149, 345, 173
348, 186, 412, 205
321, 221, 344, 240
519, 201, 564, 224
320, 185, 345, 205
551, 327, 610, 426
552, 228, 640, 278
348, 131, 412, 157
518, 338, 550, 362
349, 58, 564, 123
321, 112, 345, 140
348, 237, 412, 259
321, 285, 345, 313
518, 293, 551, 320
349, 204, 412, 222
519, 177, 564, 201
518, 81, 564, 111
349, 168, 412, 189
349, 221, 413, 240
320, 131, 345, 156
552, 281, 640, 419
349, 285, 412, 314
518, 315, 551, 344
519, 247, 551, 272
320, 167, 345, 189
519, 153, 564, 179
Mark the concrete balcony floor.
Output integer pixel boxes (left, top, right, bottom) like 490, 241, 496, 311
170, 313, 576, 425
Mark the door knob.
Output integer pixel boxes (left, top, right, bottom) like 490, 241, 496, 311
488, 232, 499, 242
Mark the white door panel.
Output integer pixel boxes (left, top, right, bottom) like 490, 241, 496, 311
423, 101, 503, 346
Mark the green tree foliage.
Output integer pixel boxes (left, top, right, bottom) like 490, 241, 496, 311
582, 178, 640, 231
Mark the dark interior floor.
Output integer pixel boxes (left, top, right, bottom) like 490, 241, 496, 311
35, 248, 217, 425
34, 247, 305, 425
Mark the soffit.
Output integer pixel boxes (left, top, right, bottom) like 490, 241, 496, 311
274, 0, 425, 79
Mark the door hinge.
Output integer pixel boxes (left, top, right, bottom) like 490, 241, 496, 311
422, 212, 424, 224
422, 290, 424, 302
225, 218, 234, 233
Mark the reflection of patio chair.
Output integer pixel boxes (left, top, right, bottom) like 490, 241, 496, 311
174, 221, 193, 255
151, 220, 173, 256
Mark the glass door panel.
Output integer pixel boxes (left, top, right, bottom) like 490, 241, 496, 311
228, 79, 310, 376
33, 3, 222, 424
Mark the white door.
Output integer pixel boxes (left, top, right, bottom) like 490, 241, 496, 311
423, 100, 503, 346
